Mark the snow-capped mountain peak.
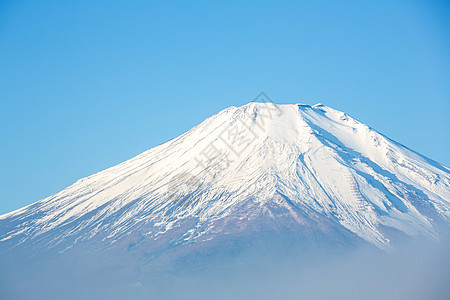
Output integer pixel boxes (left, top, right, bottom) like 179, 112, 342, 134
1, 103, 449, 251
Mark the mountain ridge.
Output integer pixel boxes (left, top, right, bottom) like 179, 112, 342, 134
1, 102, 449, 254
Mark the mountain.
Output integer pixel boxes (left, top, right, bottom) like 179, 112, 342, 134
1, 102, 449, 298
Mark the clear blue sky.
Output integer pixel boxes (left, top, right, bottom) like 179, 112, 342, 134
0, 0, 449, 214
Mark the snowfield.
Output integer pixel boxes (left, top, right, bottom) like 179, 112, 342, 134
1, 102, 449, 253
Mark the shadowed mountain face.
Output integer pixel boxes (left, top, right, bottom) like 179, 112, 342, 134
1, 102, 449, 299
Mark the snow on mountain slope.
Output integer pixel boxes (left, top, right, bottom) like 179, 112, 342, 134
1, 102, 449, 251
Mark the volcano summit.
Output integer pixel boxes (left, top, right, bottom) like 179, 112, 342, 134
1, 102, 449, 299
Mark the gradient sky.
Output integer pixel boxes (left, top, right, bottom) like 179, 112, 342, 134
0, 0, 449, 214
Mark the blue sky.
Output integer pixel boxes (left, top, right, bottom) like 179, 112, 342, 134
0, 0, 449, 214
